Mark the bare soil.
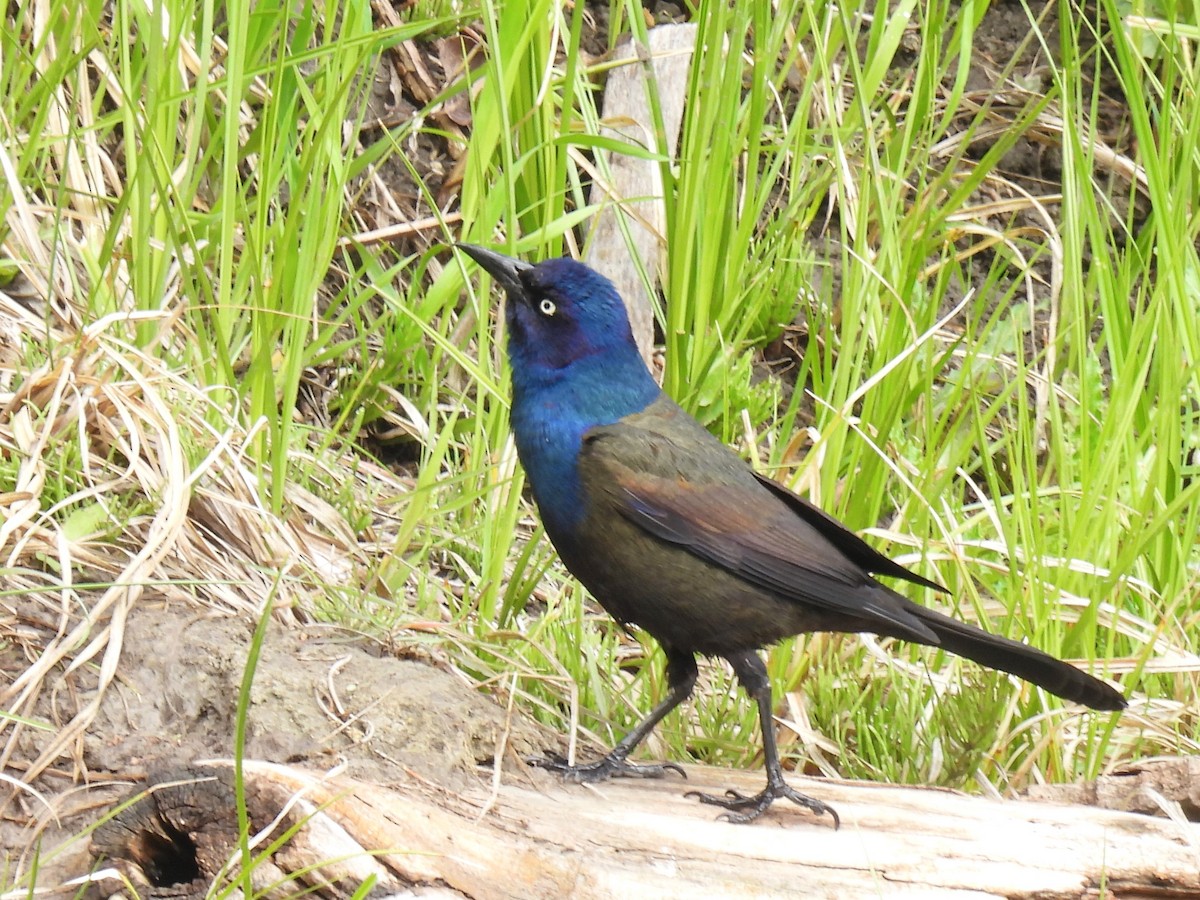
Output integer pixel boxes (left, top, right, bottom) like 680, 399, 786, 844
1, 605, 544, 885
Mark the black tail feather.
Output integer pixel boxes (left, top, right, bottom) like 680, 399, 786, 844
908, 606, 1126, 711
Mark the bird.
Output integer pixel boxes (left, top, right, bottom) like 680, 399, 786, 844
456, 243, 1127, 826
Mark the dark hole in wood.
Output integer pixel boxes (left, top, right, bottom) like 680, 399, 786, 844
129, 824, 201, 886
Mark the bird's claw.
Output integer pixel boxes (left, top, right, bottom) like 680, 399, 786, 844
529, 751, 686, 783
685, 782, 840, 828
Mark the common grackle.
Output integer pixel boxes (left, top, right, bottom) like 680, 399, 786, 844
457, 243, 1126, 827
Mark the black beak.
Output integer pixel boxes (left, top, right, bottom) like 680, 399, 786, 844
456, 244, 533, 299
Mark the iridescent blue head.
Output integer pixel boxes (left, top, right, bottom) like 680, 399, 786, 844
458, 246, 640, 372
456, 244, 659, 413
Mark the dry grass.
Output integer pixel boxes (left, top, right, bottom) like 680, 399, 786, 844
0, 283, 399, 796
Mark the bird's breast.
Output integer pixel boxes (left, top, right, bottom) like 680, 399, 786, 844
511, 400, 592, 534
510, 366, 657, 534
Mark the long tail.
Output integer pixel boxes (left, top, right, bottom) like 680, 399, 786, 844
906, 604, 1126, 711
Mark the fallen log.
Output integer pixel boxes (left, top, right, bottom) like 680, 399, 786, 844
87, 758, 1200, 899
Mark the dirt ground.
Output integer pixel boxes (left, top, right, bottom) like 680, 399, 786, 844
0, 605, 546, 885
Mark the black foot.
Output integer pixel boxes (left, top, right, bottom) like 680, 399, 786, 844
686, 782, 840, 827
529, 751, 686, 784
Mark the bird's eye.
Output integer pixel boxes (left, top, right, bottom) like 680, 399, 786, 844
538, 297, 557, 317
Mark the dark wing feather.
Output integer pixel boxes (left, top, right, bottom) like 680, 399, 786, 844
582, 419, 939, 644
752, 472, 947, 593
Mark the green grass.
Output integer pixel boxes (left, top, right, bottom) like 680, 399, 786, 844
3, 0, 1200, 889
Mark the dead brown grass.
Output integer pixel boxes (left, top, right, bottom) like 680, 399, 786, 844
0, 288, 405, 802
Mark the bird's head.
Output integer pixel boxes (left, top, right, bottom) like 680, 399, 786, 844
457, 244, 641, 373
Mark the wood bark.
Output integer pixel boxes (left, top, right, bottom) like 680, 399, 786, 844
89, 759, 1200, 899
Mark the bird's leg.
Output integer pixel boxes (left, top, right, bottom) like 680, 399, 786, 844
686, 651, 840, 827
531, 648, 697, 783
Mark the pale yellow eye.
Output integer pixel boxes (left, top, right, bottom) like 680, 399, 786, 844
538, 297, 557, 316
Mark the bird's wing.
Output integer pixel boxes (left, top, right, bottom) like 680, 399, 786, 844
580, 420, 940, 642
750, 472, 946, 593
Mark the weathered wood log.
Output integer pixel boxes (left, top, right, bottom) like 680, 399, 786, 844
88, 759, 1200, 899
1026, 756, 1200, 820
